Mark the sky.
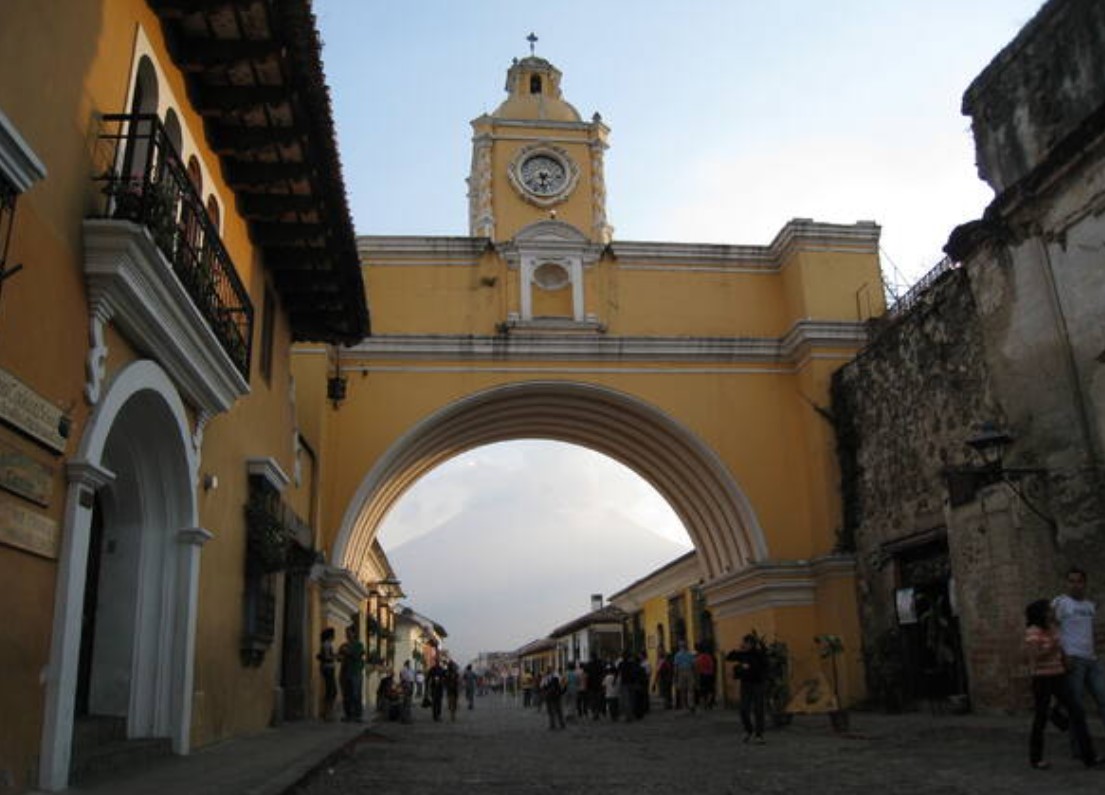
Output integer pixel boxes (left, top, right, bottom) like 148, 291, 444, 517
312, 1, 1046, 665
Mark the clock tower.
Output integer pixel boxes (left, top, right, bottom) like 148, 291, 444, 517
468, 46, 612, 328
468, 51, 612, 245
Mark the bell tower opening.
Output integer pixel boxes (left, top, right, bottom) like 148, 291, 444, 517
530, 74, 542, 94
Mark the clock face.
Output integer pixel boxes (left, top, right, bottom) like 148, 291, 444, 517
520, 154, 568, 196
507, 144, 578, 207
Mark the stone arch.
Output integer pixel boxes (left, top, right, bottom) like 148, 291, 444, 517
332, 381, 767, 582
39, 361, 207, 790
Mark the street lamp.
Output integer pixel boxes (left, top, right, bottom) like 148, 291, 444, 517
945, 422, 1054, 527
965, 422, 1013, 469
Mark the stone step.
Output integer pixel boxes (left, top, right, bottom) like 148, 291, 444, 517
70, 731, 173, 787
73, 715, 126, 749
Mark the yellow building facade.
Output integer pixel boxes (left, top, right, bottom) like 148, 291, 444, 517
296, 55, 881, 716
0, 2, 369, 792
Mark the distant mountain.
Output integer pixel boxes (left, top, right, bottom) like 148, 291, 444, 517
386, 500, 690, 665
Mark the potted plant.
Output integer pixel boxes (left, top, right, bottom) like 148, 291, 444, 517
815, 634, 849, 732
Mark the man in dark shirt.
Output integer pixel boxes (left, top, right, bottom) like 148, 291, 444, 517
732, 634, 767, 743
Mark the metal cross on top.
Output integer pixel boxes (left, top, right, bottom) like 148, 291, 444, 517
527, 32, 538, 56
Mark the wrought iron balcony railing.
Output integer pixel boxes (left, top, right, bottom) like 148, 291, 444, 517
93, 113, 253, 379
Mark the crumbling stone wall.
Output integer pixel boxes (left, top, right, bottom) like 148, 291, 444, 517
963, 0, 1105, 193
833, 269, 1064, 710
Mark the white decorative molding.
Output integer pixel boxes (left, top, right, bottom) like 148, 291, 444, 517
190, 409, 211, 464
467, 133, 494, 238
0, 106, 47, 191
611, 220, 880, 268
315, 565, 370, 626
357, 235, 487, 265
177, 526, 214, 547
246, 456, 290, 493
83, 305, 112, 405
82, 220, 250, 416
342, 320, 868, 364
702, 554, 857, 620
589, 138, 613, 244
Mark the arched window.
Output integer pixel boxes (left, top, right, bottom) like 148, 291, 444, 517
180, 155, 204, 263
206, 195, 220, 229
186, 155, 202, 193
122, 57, 159, 186
530, 74, 542, 94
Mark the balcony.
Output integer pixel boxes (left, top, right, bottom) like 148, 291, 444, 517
85, 113, 253, 412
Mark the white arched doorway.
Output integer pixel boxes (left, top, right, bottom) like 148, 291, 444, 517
39, 361, 208, 791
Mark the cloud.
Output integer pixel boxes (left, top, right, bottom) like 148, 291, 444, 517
380, 441, 691, 550
380, 441, 693, 663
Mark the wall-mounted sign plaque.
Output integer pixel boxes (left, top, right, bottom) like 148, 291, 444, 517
0, 493, 59, 559
0, 367, 68, 454
0, 437, 53, 506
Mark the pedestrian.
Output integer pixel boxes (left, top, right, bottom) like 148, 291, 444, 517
732, 634, 766, 744
415, 669, 425, 700
543, 669, 567, 729
316, 628, 338, 721
617, 651, 638, 722
638, 651, 652, 715
654, 650, 673, 709
399, 660, 415, 723
463, 663, 478, 710
672, 640, 697, 712
426, 657, 446, 722
1053, 567, 1105, 757
1024, 598, 1099, 769
564, 662, 580, 718
585, 655, 605, 719
521, 670, 534, 708
695, 643, 717, 709
445, 660, 460, 721
376, 669, 400, 720
602, 665, 620, 721
337, 625, 365, 722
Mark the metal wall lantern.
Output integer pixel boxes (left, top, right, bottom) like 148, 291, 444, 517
945, 422, 1054, 526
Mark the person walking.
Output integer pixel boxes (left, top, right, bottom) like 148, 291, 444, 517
316, 628, 338, 721
695, 644, 717, 710
463, 663, 478, 710
585, 655, 605, 719
1024, 598, 1099, 769
672, 640, 697, 712
399, 660, 415, 723
444, 660, 460, 721
1053, 567, 1105, 756
602, 665, 620, 722
426, 657, 446, 722
337, 625, 366, 722
654, 651, 673, 709
543, 669, 567, 730
564, 663, 580, 719
732, 634, 767, 744
617, 651, 639, 722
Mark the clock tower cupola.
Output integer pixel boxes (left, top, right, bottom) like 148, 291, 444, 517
467, 40, 612, 246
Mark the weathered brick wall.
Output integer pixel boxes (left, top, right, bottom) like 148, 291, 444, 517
833, 268, 1063, 709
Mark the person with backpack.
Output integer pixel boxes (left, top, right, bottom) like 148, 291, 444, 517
542, 669, 567, 729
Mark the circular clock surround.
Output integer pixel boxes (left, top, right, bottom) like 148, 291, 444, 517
508, 143, 580, 207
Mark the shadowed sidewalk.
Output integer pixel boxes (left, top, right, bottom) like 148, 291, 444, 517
56, 720, 366, 795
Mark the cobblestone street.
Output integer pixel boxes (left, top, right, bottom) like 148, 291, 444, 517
290, 697, 1105, 795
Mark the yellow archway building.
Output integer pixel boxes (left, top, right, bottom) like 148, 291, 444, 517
294, 54, 884, 700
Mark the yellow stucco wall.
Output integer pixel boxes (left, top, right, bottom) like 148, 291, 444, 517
0, 2, 313, 787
